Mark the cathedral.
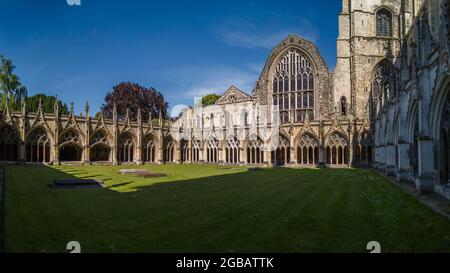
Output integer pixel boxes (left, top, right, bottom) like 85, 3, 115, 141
1, 0, 450, 199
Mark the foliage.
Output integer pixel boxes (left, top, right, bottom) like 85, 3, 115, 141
202, 93, 221, 106
26, 93, 69, 114
0, 54, 27, 111
102, 82, 168, 121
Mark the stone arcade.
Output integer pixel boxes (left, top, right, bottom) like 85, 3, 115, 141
1, 0, 450, 199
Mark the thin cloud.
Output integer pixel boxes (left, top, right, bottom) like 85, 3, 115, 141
213, 16, 320, 49
169, 65, 259, 99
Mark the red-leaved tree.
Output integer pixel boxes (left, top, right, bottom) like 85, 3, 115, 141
102, 82, 168, 121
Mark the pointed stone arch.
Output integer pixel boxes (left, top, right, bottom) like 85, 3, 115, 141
90, 129, 112, 162
0, 123, 20, 162
296, 132, 319, 166
25, 126, 51, 163
325, 131, 349, 166
142, 133, 158, 163
118, 131, 136, 163
59, 128, 84, 162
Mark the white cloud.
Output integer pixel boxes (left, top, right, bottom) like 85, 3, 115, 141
213, 16, 320, 49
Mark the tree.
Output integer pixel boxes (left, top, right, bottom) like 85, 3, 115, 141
102, 82, 168, 121
26, 93, 69, 114
0, 55, 27, 111
202, 93, 221, 106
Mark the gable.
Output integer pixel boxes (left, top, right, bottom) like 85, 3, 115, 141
216, 86, 251, 105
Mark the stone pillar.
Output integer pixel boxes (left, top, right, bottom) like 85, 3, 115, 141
378, 146, 386, 170
415, 136, 435, 194
396, 142, 411, 182
264, 149, 272, 165
289, 146, 296, 164
175, 146, 181, 164
385, 144, 396, 176
220, 141, 226, 164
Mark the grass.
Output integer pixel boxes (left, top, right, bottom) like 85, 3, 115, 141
4, 164, 450, 253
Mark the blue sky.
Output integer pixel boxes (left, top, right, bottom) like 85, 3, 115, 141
0, 0, 341, 116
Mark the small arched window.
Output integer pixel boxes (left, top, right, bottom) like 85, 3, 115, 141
340, 97, 347, 116
376, 8, 392, 37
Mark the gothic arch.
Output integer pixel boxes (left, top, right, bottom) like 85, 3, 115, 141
325, 131, 349, 166
59, 128, 83, 162
296, 132, 319, 166
0, 124, 20, 162
163, 136, 176, 163
142, 133, 158, 163
375, 7, 393, 37
26, 127, 51, 163
253, 35, 329, 109
372, 59, 397, 115
118, 131, 135, 163
246, 135, 264, 164
90, 129, 112, 162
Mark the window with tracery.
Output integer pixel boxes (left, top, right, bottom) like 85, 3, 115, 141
26, 128, 51, 163
191, 140, 201, 162
326, 132, 349, 165
180, 140, 189, 163
225, 138, 240, 164
297, 134, 319, 165
0, 125, 19, 162
272, 49, 315, 124
372, 63, 395, 115
376, 8, 392, 37
247, 137, 264, 164
142, 134, 157, 163
164, 139, 174, 163
206, 139, 219, 163
272, 135, 290, 165
118, 133, 134, 163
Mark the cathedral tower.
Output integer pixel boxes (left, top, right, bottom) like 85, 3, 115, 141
334, 0, 413, 119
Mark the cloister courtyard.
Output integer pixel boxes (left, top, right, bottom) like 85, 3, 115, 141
2, 164, 450, 253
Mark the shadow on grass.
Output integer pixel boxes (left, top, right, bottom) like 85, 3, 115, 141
4, 164, 450, 253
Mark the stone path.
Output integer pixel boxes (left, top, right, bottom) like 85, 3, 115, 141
382, 172, 450, 220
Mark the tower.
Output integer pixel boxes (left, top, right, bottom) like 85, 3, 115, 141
334, 0, 410, 119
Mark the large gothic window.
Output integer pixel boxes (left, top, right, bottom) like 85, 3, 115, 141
439, 94, 450, 184
372, 63, 395, 116
376, 8, 392, 37
273, 49, 315, 124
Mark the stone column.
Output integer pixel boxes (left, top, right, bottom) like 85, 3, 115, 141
416, 136, 435, 194
175, 146, 181, 164
396, 142, 411, 182
385, 144, 396, 176
378, 146, 386, 170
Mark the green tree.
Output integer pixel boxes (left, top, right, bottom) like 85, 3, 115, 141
202, 93, 220, 106
26, 93, 69, 114
0, 54, 27, 111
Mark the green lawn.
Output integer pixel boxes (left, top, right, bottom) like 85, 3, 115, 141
4, 164, 450, 253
